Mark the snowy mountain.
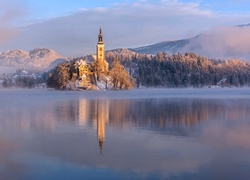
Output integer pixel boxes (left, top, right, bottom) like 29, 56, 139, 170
130, 38, 190, 55
0, 48, 67, 70
131, 24, 250, 60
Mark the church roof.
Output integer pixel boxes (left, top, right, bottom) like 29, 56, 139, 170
84, 55, 96, 64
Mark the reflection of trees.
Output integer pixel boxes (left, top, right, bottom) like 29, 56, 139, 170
108, 100, 130, 128
0, 100, 79, 132
107, 99, 210, 128
125, 99, 210, 128
1, 98, 250, 134
105, 99, 250, 131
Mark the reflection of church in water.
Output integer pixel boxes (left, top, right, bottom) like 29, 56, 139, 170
75, 98, 221, 155
77, 99, 109, 155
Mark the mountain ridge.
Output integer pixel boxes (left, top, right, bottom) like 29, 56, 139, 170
130, 24, 250, 60
0, 48, 67, 71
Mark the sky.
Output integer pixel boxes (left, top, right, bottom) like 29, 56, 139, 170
0, 0, 250, 56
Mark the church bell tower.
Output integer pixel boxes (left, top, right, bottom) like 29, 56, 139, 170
96, 27, 108, 76
97, 27, 104, 63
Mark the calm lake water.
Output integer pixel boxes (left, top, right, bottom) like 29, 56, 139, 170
0, 88, 250, 180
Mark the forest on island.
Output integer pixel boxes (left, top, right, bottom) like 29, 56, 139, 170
46, 57, 134, 90
106, 51, 250, 87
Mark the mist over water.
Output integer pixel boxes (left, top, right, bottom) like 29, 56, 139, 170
0, 88, 250, 179
0, 66, 17, 74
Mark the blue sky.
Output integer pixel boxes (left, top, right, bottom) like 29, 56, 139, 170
24, 0, 135, 20
1, 0, 250, 56
22, 0, 250, 21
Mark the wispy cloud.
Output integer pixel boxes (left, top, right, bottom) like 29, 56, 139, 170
0, 0, 26, 44
183, 26, 250, 59
0, 0, 249, 57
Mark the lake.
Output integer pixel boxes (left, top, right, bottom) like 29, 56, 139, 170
0, 88, 250, 180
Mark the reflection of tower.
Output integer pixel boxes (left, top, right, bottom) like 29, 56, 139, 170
96, 99, 109, 155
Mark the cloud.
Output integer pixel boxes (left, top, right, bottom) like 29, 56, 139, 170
0, 0, 249, 57
183, 26, 250, 59
0, 0, 26, 45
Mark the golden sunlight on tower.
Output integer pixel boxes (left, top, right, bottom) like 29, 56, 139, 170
95, 26, 109, 79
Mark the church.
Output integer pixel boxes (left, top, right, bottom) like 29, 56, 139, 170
76, 27, 109, 89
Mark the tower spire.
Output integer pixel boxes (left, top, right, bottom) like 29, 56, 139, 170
100, 25, 102, 34
98, 26, 103, 43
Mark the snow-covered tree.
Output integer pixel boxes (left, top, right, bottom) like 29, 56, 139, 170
109, 57, 134, 90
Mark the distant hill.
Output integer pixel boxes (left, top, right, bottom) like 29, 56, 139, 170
0, 48, 67, 71
130, 38, 191, 55
131, 24, 250, 60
